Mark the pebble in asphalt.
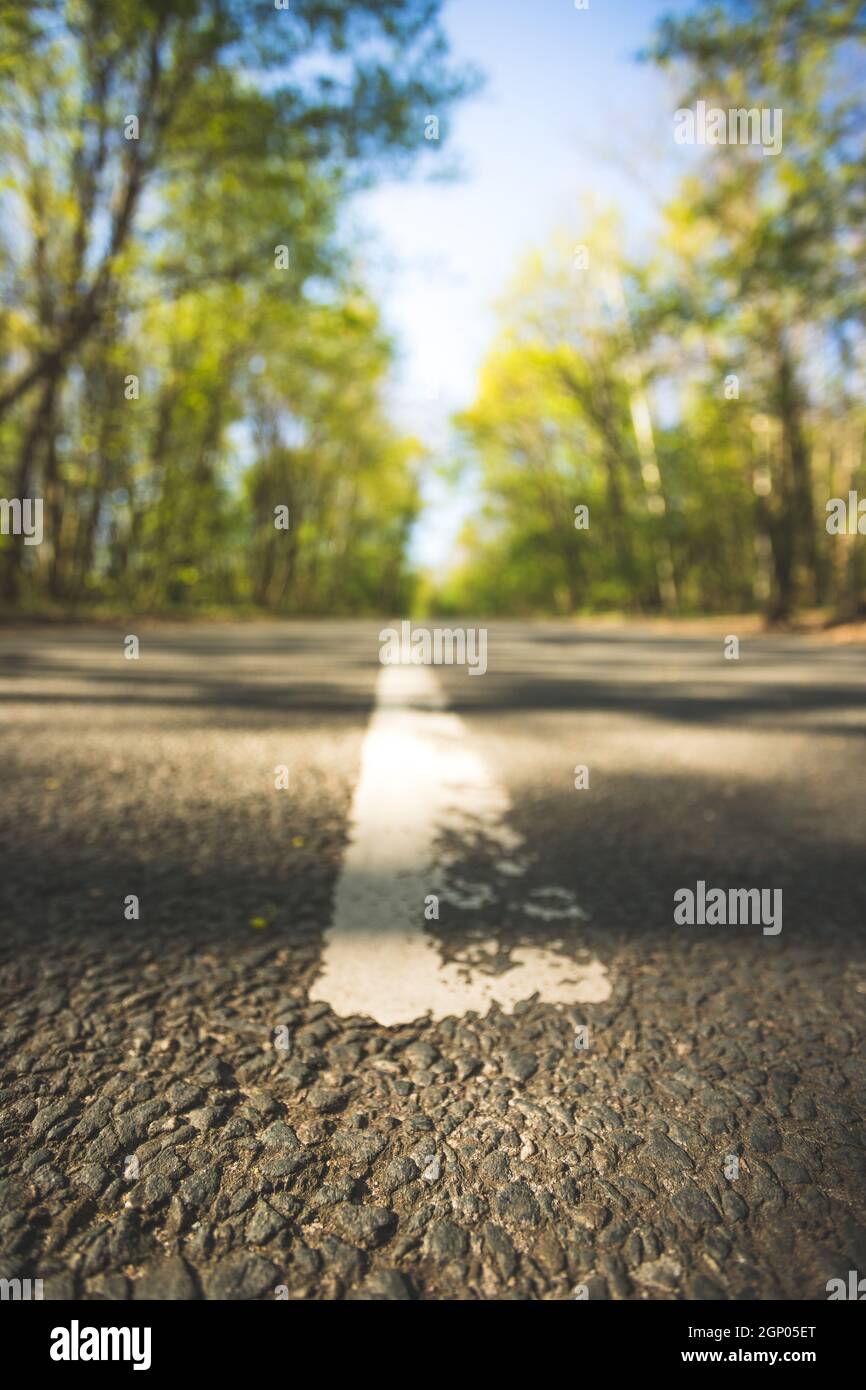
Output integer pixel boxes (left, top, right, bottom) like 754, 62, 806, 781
0, 621, 864, 1301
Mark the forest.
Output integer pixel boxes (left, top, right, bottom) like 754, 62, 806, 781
0, 0, 469, 614
439, 1, 866, 621
1, 1, 865, 622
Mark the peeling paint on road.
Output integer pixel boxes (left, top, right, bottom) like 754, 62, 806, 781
310, 661, 610, 1024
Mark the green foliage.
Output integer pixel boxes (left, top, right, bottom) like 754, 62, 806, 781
0, 0, 469, 612
434, 0, 866, 622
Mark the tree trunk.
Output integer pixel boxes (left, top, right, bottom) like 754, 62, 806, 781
777, 338, 820, 608
2, 371, 60, 601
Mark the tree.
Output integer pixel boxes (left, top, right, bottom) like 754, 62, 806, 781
0, 0, 473, 604
648, 0, 866, 617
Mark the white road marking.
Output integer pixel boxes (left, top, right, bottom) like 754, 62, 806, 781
309, 662, 611, 1025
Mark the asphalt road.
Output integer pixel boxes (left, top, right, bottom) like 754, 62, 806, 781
1, 620, 865, 1301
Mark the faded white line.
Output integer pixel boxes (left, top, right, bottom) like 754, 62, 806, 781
309, 662, 610, 1025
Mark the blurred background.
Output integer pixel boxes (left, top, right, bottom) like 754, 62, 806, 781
1, 0, 865, 624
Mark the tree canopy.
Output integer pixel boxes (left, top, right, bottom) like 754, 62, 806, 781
0, 0, 471, 610
435, 0, 866, 622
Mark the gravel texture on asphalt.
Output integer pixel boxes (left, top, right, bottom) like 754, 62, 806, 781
1, 622, 864, 1300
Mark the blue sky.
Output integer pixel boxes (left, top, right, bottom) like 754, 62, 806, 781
351, 0, 694, 570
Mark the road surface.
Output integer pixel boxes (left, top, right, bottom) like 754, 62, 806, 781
1, 620, 864, 1300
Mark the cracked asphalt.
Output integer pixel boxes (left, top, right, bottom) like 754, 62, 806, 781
1, 620, 865, 1300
